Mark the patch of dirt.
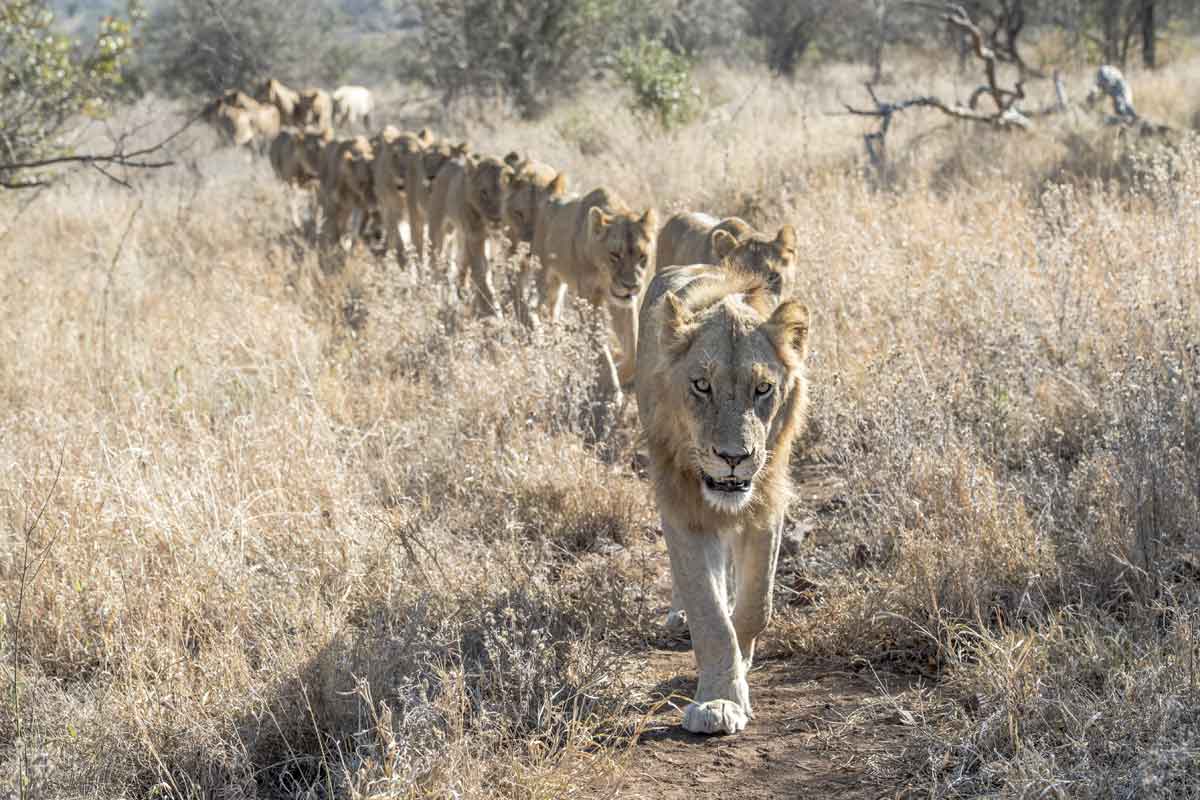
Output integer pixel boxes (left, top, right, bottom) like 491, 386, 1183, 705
599, 650, 919, 800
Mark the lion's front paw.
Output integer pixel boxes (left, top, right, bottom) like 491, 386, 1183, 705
664, 607, 688, 634
681, 700, 749, 735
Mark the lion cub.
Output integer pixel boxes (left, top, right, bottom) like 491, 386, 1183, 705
635, 232, 810, 735
371, 127, 435, 266
657, 212, 799, 297
534, 187, 657, 395
317, 136, 376, 256
427, 149, 515, 316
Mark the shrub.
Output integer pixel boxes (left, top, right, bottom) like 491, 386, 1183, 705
0, 0, 141, 184
616, 37, 700, 130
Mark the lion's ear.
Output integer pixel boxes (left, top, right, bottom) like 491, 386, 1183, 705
640, 208, 658, 233
588, 207, 611, 240
774, 225, 797, 254
549, 173, 568, 196
711, 229, 738, 260
765, 300, 810, 363
418, 128, 434, 145
661, 292, 697, 355
504, 151, 522, 167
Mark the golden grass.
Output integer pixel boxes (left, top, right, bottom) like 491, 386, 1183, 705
2, 53, 1200, 798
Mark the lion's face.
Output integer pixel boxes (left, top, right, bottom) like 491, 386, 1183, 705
468, 158, 514, 226
718, 225, 799, 296
588, 207, 657, 306
257, 79, 281, 106
420, 143, 456, 183
300, 128, 332, 172
379, 132, 420, 192
334, 138, 375, 204
660, 293, 809, 514
505, 171, 565, 243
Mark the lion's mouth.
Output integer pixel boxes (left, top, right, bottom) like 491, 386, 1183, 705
610, 287, 638, 305
702, 473, 752, 493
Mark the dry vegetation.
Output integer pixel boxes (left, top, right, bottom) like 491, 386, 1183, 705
3, 52, 1200, 798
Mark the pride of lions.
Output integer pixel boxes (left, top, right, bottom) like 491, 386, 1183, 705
205, 77, 813, 737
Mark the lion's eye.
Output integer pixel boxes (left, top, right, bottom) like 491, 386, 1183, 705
610, 252, 620, 263
755, 381, 774, 398
692, 378, 711, 395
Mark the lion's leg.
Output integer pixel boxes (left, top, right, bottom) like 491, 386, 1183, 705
608, 300, 639, 391
666, 579, 688, 633
596, 344, 622, 403
381, 199, 405, 266
731, 516, 783, 674
466, 232, 500, 318
407, 190, 427, 264
428, 201, 446, 260
345, 207, 361, 251
451, 228, 469, 292
288, 188, 304, 231
661, 519, 748, 735
545, 271, 567, 323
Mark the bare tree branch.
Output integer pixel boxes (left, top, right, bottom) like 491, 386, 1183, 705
0, 112, 199, 189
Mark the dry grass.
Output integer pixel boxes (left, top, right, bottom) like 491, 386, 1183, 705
2, 52, 1200, 798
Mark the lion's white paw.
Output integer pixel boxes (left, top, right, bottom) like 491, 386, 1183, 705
681, 700, 749, 735
664, 607, 688, 633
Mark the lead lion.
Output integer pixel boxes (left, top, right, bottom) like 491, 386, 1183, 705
635, 242, 811, 735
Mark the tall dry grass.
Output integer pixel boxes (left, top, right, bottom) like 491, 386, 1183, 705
2, 53, 1200, 798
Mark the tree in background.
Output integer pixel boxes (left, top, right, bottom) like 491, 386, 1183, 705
414, 0, 650, 116
141, 0, 331, 97
1, 0, 142, 187
741, 0, 834, 77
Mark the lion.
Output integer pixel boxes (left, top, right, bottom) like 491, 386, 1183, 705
502, 154, 567, 321
255, 78, 301, 125
426, 151, 514, 316
202, 90, 281, 153
658, 213, 799, 298
655, 212, 756, 270
296, 88, 334, 132
635, 245, 811, 735
333, 85, 375, 132
533, 187, 657, 394
318, 136, 376, 256
372, 126, 435, 265
403, 136, 460, 261
502, 152, 564, 247
270, 126, 334, 229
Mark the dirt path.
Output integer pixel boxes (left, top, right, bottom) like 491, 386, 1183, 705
602, 650, 916, 799
591, 465, 922, 800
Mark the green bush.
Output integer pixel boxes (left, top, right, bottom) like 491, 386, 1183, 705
616, 38, 699, 130
0, 0, 141, 183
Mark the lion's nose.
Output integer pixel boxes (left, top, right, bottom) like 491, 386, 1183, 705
714, 447, 751, 469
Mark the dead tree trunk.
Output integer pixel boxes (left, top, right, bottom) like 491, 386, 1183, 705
1141, 0, 1157, 69
1102, 0, 1123, 65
